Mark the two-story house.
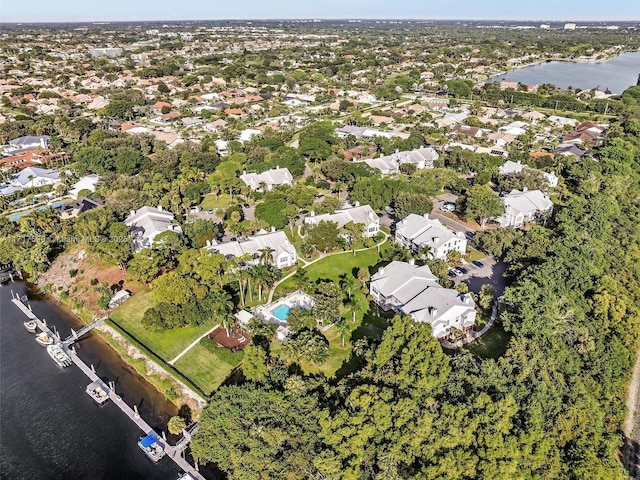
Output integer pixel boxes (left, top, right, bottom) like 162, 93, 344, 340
395, 214, 467, 259
369, 260, 477, 338
304, 203, 380, 238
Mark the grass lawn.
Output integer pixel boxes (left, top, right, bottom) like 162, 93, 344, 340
200, 193, 234, 211
173, 342, 243, 395
464, 323, 512, 359
267, 240, 391, 377
109, 287, 219, 361
275, 241, 389, 295
465, 247, 487, 262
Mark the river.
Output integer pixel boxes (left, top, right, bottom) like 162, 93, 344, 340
487, 51, 640, 94
0, 281, 185, 480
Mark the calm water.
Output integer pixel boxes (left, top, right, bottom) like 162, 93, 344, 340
487, 51, 640, 94
0, 282, 183, 480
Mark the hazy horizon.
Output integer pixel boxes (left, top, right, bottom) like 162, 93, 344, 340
1, 0, 638, 23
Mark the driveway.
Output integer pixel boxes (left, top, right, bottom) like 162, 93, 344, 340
452, 256, 507, 296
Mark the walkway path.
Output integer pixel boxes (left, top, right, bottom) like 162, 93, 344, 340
266, 232, 389, 304
439, 301, 498, 349
623, 348, 640, 479
168, 324, 220, 365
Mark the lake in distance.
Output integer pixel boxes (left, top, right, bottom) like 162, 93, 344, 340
487, 51, 640, 94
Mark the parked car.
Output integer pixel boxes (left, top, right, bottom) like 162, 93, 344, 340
472, 260, 484, 268
385, 206, 395, 215
458, 267, 468, 275
440, 202, 455, 212
450, 268, 463, 277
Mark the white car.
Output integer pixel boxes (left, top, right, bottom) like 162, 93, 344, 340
440, 203, 455, 212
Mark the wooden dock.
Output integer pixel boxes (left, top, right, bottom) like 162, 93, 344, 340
11, 294, 205, 480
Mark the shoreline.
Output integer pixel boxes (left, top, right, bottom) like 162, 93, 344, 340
475, 49, 639, 86
29, 282, 208, 416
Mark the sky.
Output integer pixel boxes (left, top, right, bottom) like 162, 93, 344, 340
1, 0, 638, 23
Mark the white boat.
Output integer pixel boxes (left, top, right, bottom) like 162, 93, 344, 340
86, 380, 110, 405
138, 434, 166, 462
35, 332, 54, 346
47, 344, 72, 367
24, 320, 37, 333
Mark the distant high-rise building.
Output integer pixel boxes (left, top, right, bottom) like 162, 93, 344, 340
564, 23, 577, 30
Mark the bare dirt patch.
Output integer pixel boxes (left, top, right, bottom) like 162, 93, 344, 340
37, 247, 137, 317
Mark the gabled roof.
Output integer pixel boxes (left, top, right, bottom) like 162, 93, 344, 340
240, 167, 293, 190
396, 214, 465, 250
308, 204, 379, 229
502, 189, 553, 216
9, 135, 50, 146
206, 231, 295, 263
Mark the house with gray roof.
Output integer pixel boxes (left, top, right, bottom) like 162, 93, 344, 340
125, 205, 182, 252
304, 203, 379, 238
10, 167, 60, 188
370, 260, 476, 338
363, 146, 438, 174
498, 160, 559, 188
204, 230, 297, 269
240, 167, 293, 192
395, 214, 467, 259
3, 136, 50, 155
494, 189, 553, 228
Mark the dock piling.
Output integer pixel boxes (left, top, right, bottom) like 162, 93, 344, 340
90, 364, 96, 373
133, 404, 139, 418
109, 381, 116, 393
162, 431, 167, 441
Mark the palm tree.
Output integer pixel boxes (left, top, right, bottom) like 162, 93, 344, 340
258, 246, 275, 266
211, 288, 234, 336
346, 296, 363, 322
250, 264, 270, 302
339, 274, 357, 299
357, 267, 370, 290
335, 320, 351, 347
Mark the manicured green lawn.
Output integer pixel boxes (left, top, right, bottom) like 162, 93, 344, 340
275, 241, 389, 297
200, 193, 234, 211
465, 247, 487, 262
173, 342, 242, 395
109, 287, 219, 361
464, 323, 512, 359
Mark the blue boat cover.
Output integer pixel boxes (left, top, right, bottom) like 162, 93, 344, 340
141, 434, 157, 447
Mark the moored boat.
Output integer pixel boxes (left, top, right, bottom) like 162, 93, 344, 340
24, 320, 37, 333
138, 434, 166, 462
35, 332, 54, 346
47, 344, 72, 367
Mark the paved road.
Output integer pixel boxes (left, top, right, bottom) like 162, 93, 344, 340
451, 256, 507, 296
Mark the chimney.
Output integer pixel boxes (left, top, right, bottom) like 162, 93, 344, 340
379, 267, 385, 275
408, 258, 415, 266
243, 170, 247, 175
206, 239, 212, 247
157, 205, 163, 211
402, 218, 408, 225
433, 236, 439, 243
462, 294, 470, 304
430, 307, 438, 317
130, 210, 135, 217
354, 201, 360, 207
523, 187, 528, 192
271, 226, 276, 232
310, 211, 315, 217
424, 213, 429, 219
276, 165, 280, 169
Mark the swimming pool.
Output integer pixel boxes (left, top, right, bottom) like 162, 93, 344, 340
271, 305, 292, 321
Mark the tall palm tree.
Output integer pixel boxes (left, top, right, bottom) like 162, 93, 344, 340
335, 320, 351, 348
258, 246, 275, 266
211, 288, 234, 336
339, 274, 357, 300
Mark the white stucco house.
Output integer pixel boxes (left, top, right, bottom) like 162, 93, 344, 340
69, 174, 100, 199
369, 261, 477, 338
10, 166, 60, 189
495, 189, 553, 228
395, 214, 467, 259
240, 167, 293, 192
498, 160, 559, 188
204, 230, 297, 269
3, 135, 50, 155
304, 203, 380, 238
364, 146, 438, 175
124, 205, 182, 252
